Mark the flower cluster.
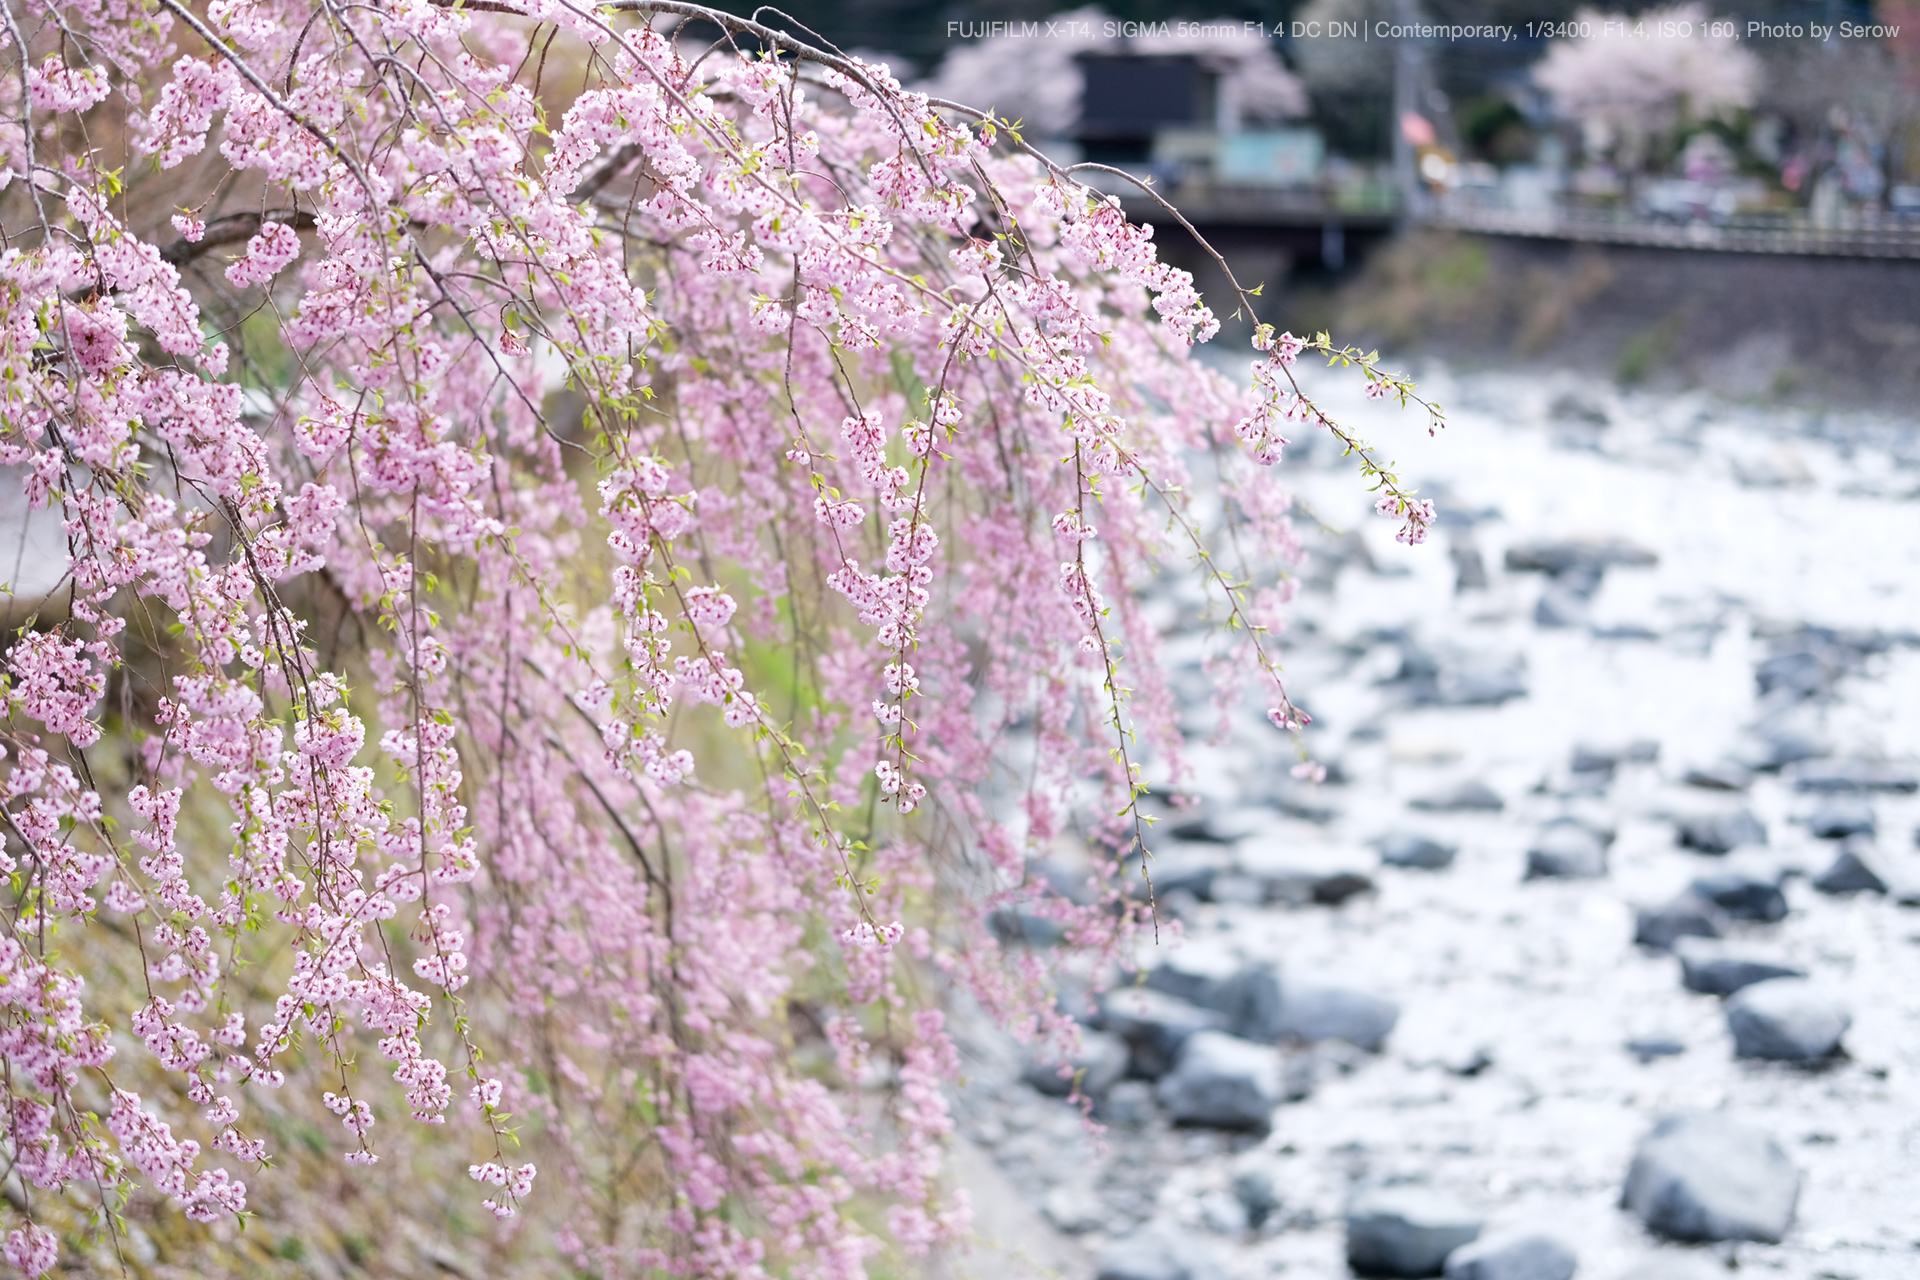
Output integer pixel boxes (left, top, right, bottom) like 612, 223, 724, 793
0, 2, 1437, 1274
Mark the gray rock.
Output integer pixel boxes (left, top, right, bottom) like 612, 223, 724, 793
1623, 1112, 1800, 1242
1198, 1188, 1249, 1234
1441, 1045, 1494, 1077
1253, 864, 1377, 906
1346, 1186, 1483, 1277
1682, 762, 1752, 791
1209, 873, 1267, 906
1504, 538, 1657, 576
1788, 759, 1919, 794
1386, 644, 1528, 708
1231, 1166, 1280, 1226
1100, 987, 1229, 1079
1410, 781, 1504, 813
1145, 941, 1247, 1013
1134, 844, 1233, 901
1729, 727, 1827, 773
1247, 981, 1400, 1052
1674, 810, 1767, 855
1379, 832, 1458, 870
1726, 978, 1850, 1061
1098, 1079, 1158, 1128
1030, 855, 1101, 904
1572, 740, 1659, 773
1451, 544, 1489, 592
1534, 583, 1593, 629
1155, 1031, 1287, 1132
1044, 1184, 1110, 1234
1442, 1232, 1577, 1280
1095, 1223, 1217, 1280
1158, 888, 1203, 923
1310, 870, 1375, 905
1274, 790, 1341, 825
1163, 807, 1263, 844
987, 909, 1067, 946
1625, 1034, 1687, 1061
1021, 1029, 1130, 1098
1806, 797, 1876, 840
1433, 662, 1530, 707
1634, 894, 1726, 950
1688, 873, 1788, 923
1548, 391, 1609, 426
1525, 821, 1609, 880
1755, 648, 1843, 699
1613, 1257, 1737, 1280
1812, 844, 1888, 894
1556, 764, 1614, 797
1673, 940, 1805, 996
1222, 963, 1283, 1041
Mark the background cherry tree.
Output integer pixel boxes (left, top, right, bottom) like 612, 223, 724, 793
1534, 2, 1760, 174
0, 0, 1435, 1273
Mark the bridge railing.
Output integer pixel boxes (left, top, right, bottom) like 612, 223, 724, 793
1426, 200, 1920, 260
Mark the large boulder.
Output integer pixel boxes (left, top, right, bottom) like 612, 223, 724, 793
1674, 810, 1767, 855
1688, 872, 1787, 923
1100, 987, 1228, 1079
1725, 978, 1849, 1061
1622, 1112, 1800, 1242
1524, 821, 1609, 880
1155, 1031, 1289, 1132
1673, 941, 1805, 997
1441, 1232, 1577, 1280
1021, 1029, 1130, 1098
1346, 1186, 1482, 1277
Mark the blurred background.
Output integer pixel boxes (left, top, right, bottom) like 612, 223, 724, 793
702, 0, 1920, 401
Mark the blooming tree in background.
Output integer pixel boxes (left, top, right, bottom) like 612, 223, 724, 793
1535, 3, 1760, 171
0, 0, 1435, 1273
922, 7, 1308, 140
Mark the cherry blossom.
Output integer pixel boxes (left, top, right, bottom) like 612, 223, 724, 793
0, 1, 1438, 1271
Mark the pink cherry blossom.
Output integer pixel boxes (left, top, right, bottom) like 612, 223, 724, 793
0, 3, 1440, 1272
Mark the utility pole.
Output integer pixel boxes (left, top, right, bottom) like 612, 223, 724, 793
1392, 0, 1432, 224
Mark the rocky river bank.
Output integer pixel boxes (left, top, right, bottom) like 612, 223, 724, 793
944, 363, 1920, 1280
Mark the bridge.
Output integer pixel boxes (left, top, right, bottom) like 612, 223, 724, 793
1110, 182, 1920, 267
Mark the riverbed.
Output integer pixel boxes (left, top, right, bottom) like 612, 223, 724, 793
948, 362, 1920, 1280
